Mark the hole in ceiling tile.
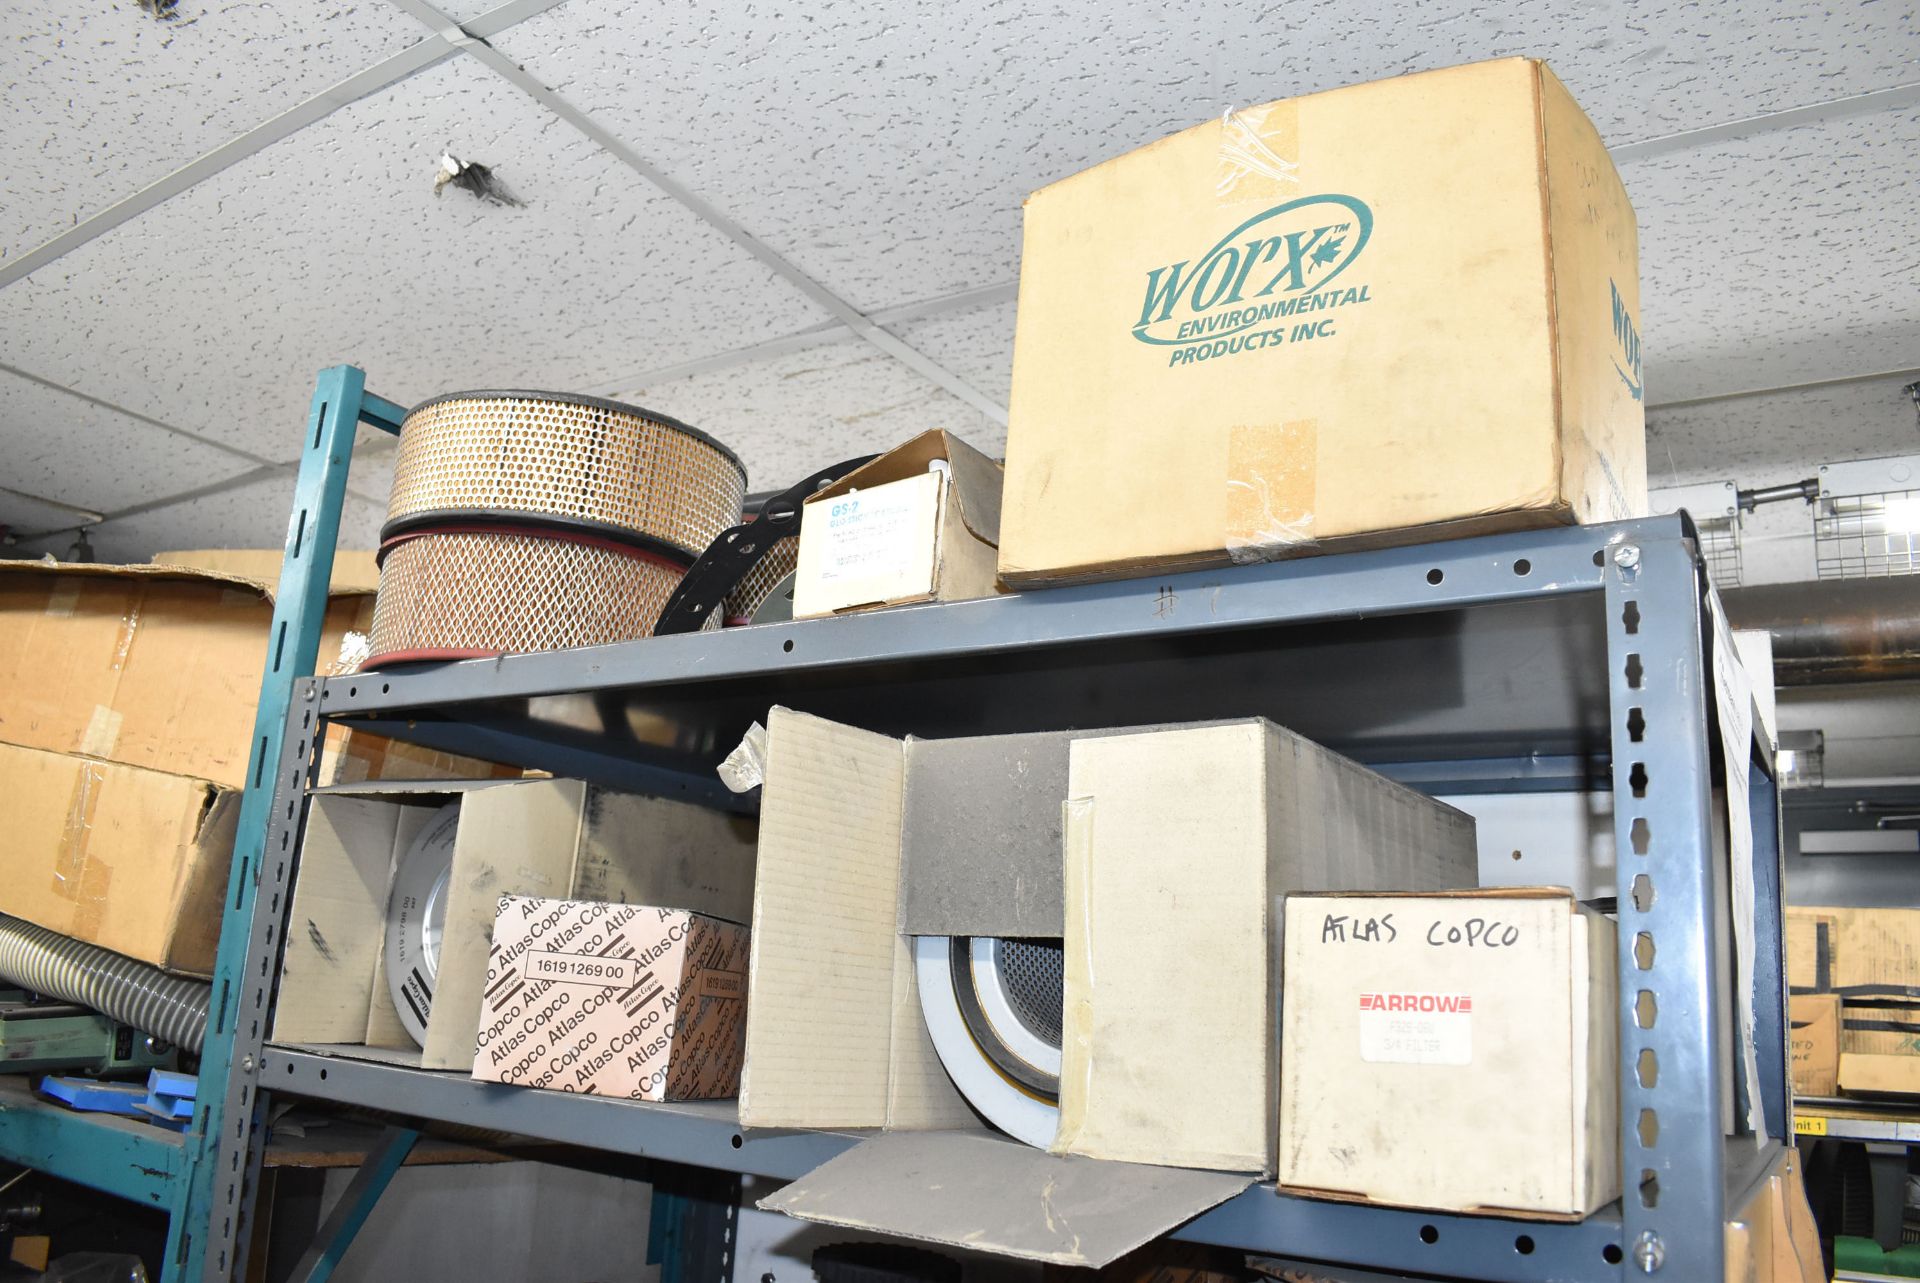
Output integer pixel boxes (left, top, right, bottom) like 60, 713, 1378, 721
435, 154, 527, 208
135, 0, 184, 19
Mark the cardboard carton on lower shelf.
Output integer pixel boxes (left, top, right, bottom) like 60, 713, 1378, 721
1788, 993, 1840, 1098
1277, 888, 1619, 1219
1786, 906, 1920, 1094
272, 778, 755, 1070
0, 740, 237, 974
472, 896, 749, 1100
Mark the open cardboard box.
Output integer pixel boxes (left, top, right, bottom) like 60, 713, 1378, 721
274, 778, 755, 1071
792, 429, 1003, 618
740, 707, 1476, 1264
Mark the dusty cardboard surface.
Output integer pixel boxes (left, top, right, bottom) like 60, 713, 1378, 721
760, 1131, 1250, 1267
899, 732, 1071, 937
899, 722, 1229, 938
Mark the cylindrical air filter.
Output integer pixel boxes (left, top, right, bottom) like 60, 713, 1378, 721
915, 935, 1064, 1148
368, 526, 696, 666
368, 390, 745, 665
386, 391, 746, 561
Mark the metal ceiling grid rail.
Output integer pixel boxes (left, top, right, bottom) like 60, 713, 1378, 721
0, 366, 1797, 1283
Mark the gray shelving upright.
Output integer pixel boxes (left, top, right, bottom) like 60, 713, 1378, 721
192, 379, 1791, 1282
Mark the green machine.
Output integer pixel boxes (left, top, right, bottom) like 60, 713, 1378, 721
0, 990, 176, 1077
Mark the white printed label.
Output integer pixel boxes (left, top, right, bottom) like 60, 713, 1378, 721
523, 949, 640, 988
816, 481, 932, 585
1357, 993, 1473, 1065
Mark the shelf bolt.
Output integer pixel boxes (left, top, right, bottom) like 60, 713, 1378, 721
1613, 544, 1641, 571
241, 1054, 255, 1073
303, 685, 316, 701
1631, 1229, 1664, 1273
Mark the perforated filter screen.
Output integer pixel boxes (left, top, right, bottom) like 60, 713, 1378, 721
994, 938, 1064, 1047
388, 392, 745, 559
368, 529, 699, 665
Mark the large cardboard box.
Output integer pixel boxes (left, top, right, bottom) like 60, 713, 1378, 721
793, 430, 1002, 618
999, 57, 1645, 586
1786, 907, 1920, 1059
0, 561, 372, 790
272, 779, 755, 1070
1788, 993, 1839, 1098
1277, 889, 1619, 1218
473, 896, 749, 1100
1053, 722, 1478, 1173
0, 740, 238, 974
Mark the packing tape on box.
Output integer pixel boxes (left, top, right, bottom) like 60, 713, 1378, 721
79, 705, 122, 758
1216, 102, 1301, 203
1224, 419, 1317, 564
53, 761, 110, 942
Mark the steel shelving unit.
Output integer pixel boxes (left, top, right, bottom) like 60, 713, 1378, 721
16, 366, 1790, 1281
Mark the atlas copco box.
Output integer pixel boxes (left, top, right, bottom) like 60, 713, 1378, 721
1278, 889, 1619, 1219
473, 897, 749, 1101
998, 57, 1645, 586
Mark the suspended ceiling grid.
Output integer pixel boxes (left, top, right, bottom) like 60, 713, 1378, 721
1, 0, 1915, 568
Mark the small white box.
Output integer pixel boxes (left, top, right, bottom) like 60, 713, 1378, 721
792, 430, 1002, 618
1278, 888, 1619, 1218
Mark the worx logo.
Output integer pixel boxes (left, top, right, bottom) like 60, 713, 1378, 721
1133, 194, 1373, 346
1610, 279, 1643, 402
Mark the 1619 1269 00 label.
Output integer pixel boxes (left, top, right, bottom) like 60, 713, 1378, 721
523, 949, 640, 988
1356, 992, 1473, 1065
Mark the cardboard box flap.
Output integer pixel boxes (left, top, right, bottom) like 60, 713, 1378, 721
758, 1131, 1251, 1267
899, 721, 1247, 938
153, 549, 380, 597
808, 430, 1003, 547
0, 557, 272, 598
741, 707, 974, 1129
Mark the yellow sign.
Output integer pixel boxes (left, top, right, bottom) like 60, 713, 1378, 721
1793, 1115, 1828, 1136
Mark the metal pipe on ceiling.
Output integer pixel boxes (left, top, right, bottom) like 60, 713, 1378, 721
1722, 577, 1920, 685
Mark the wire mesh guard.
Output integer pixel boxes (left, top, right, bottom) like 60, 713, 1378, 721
368, 529, 701, 666
1815, 488, 1920, 579
994, 937, 1064, 1047
1695, 519, 1743, 589
388, 392, 746, 559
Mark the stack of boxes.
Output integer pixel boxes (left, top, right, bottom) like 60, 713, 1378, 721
0, 555, 511, 976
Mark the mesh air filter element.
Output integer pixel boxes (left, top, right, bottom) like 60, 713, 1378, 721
724, 533, 798, 625
367, 527, 691, 666
387, 391, 747, 561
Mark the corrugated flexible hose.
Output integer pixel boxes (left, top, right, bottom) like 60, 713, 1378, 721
0, 913, 210, 1051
